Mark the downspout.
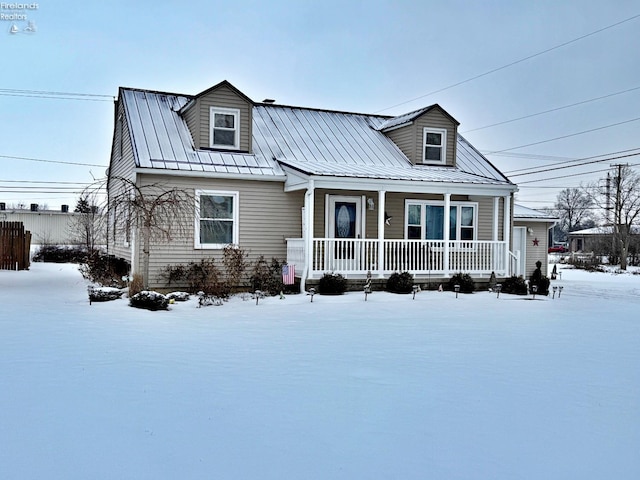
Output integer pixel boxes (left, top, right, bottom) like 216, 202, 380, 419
300, 180, 315, 293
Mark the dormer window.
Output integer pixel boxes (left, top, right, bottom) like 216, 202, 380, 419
422, 128, 446, 164
210, 107, 240, 149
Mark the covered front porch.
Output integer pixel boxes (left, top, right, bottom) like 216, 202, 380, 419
287, 238, 515, 280
281, 176, 520, 288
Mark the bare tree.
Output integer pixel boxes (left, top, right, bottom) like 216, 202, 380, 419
108, 177, 193, 288
554, 187, 594, 238
587, 165, 640, 270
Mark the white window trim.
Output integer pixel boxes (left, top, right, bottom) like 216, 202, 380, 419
404, 200, 478, 243
209, 107, 240, 150
422, 127, 447, 164
195, 189, 239, 249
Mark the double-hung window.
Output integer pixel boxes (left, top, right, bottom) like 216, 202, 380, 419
195, 190, 239, 248
210, 107, 240, 149
422, 128, 446, 164
405, 201, 477, 241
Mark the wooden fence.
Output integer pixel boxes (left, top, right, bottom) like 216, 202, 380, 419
0, 221, 32, 270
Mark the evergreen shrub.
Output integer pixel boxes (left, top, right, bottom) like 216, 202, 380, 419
386, 271, 415, 294
447, 272, 475, 293
500, 275, 528, 295
318, 272, 347, 295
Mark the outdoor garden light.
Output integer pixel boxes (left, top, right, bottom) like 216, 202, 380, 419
558, 286, 564, 298
495, 284, 502, 298
308, 287, 316, 302
255, 290, 263, 305
412, 285, 419, 300
531, 285, 538, 299
367, 198, 375, 210
454, 284, 460, 298
552, 285, 558, 299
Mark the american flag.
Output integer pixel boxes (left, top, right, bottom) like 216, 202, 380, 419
282, 264, 295, 285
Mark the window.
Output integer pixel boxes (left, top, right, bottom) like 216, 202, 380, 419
405, 201, 476, 241
210, 107, 240, 149
195, 190, 239, 248
422, 128, 446, 164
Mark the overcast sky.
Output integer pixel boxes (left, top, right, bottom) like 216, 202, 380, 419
1, 0, 639, 211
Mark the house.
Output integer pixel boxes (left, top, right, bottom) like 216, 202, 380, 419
107, 80, 540, 291
568, 225, 640, 259
512, 204, 559, 278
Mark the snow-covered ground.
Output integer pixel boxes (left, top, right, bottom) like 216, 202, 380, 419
1, 262, 639, 480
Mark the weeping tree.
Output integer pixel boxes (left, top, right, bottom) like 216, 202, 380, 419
108, 177, 193, 289
586, 165, 640, 270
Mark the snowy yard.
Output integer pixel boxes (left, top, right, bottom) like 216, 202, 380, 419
1, 262, 639, 480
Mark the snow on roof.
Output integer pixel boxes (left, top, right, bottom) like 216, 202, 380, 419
569, 225, 640, 235
119, 88, 513, 187
513, 204, 558, 221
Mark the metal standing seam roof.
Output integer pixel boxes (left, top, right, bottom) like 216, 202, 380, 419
120, 87, 514, 187
513, 204, 558, 221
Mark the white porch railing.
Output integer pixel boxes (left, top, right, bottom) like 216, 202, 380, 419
287, 238, 511, 278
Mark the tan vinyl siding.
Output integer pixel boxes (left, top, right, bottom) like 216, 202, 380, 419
182, 102, 200, 148
514, 221, 552, 277
385, 108, 457, 167
314, 191, 501, 242
472, 196, 504, 241
107, 102, 136, 261
191, 85, 252, 151
134, 174, 301, 289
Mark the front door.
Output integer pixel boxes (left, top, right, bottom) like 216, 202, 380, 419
327, 196, 363, 271
513, 226, 526, 277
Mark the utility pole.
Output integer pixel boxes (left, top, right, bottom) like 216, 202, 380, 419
610, 163, 628, 259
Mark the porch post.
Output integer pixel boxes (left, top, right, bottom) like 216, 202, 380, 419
301, 180, 315, 292
443, 193, 451, 276
503, 195, 511, 275
377, 190, 386, 278
493, 196, 500, 273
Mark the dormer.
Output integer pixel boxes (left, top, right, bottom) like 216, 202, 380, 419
379, 104, 459, 167
180, 80, 254, 152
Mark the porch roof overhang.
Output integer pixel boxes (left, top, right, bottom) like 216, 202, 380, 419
280, 161, 518, 197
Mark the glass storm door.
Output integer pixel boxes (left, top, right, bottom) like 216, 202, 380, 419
328, 196, 362, 270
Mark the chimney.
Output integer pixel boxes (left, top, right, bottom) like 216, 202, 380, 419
61, 204, 69, 213
30, 203, 39, 212
262, 99, 276, 104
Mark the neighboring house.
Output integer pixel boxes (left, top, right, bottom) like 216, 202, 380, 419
513, 204, 559, 278
568, 225, 640, 255
0, 203, 76, 245
107, 80, 538, 291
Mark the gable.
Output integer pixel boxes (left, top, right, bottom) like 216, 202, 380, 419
382, 105, 458, 167
181, 82, 253, 152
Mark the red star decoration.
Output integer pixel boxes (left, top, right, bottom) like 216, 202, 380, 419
533, 238, 539, 246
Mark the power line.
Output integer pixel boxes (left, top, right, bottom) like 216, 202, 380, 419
462, 85, 640, 133
484, 116, 640, 154
0, 154, 105, 168
506, 149, 640, 177
376, 13, 640, 113
0, 88, 114, 102
504, 148, 640, 174
516, 162, 640, 185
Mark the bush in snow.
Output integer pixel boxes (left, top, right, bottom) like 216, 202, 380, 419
318, 272, 347, 295
88, 286, 124, 303
33, 245, 88, 264
500, 275, 528, 295
447, 272, 475, 293
166, 291, 190, 302
250, 255, 286, 295
386, 271, 415, 294
129, 291, 169, 311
